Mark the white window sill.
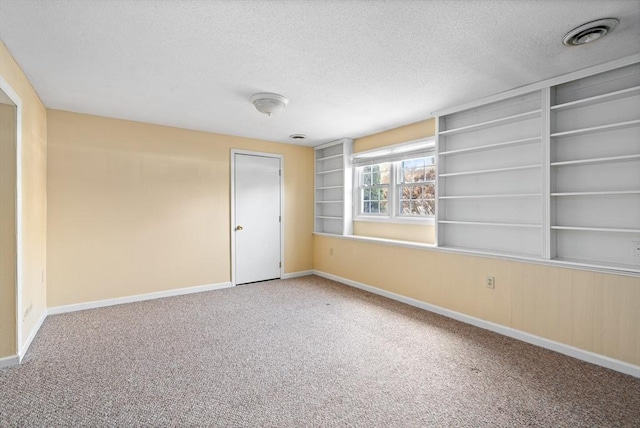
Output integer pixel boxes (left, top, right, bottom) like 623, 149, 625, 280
354, 215, 435, 225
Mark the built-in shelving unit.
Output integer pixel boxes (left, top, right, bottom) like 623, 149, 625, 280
549, 62, 640, 270
314, 138, 353, 235
436, 90, 544, 257
434, 57, 640, 273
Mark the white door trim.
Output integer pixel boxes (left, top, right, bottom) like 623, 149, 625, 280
230, 150, 285, 286
0, 75, 23, 360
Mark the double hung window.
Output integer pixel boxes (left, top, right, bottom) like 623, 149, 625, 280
354, 139, 435, 222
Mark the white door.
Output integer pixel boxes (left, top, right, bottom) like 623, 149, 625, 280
233, 153, 282, 285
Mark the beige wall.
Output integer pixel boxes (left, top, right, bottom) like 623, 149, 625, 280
0, 42, 48, 358
354, 119, 435, 153
353, 221, 434, 244
353, 118, 436, 244
47, 110, 314, 307
0, 103, 17, 357
314, 235, 640, 367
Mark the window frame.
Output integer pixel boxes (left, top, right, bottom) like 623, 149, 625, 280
353, 141, 436, 225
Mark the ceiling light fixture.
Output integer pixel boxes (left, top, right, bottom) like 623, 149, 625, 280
289, 134, 306, 140
250, 92, 288, 116
562, 18, 619, 46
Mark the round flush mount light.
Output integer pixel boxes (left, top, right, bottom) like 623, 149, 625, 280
250, 92, 288, 116
562, 18, 619, 46
289, 134, 306, 140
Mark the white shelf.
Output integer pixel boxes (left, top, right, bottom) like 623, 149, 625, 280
550, 119, 640, 138
551, 226, 640, 234
434, 59, 640, 273
316, 154, 343, 161
551, 191, 640, 197
315, 138, 353, 235
551, 154, 640, 167
316, 168, 343, 175
551, 86, 640, 111
439, 220, 541, 228
317, 185, 344, 190
439, 164, 541, 178
439, 110, 542, 136
439, 137, 540, 156
439, 245, 539, 260
552, 257, 640, 274
439, 193, 541, 200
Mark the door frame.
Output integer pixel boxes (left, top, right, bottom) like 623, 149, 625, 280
230, 149, 285, 286
0, 75, 23, 360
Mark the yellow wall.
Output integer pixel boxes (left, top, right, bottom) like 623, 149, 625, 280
0, 103, 17, 357
314, 235, 640, 367
46, 110, 314, 307
0, 42, 48, 357
353, 221, 434, 244
354, 119, 435, 153
353, 118, 436, 244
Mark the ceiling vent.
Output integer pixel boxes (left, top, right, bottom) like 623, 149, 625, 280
562, 18, 619, 46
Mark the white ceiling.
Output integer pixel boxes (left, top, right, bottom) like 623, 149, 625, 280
1, 1, 639, 147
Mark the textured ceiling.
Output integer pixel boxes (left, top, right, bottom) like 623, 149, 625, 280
1, 0, 639, 146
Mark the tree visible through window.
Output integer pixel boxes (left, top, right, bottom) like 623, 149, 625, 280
398, 157, 436, 215
357, 155, 435, 219
361, 163, 390, 214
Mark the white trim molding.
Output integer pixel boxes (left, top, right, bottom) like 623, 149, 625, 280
313, 270, 640, 378
0, 75, 24, 359
19, 310, 47, 361
282, 270, 314, 279
0, 354, 20, 369
47, 282, 233, 315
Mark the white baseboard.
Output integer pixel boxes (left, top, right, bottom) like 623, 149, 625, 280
18, 309, 47, 361
313, 270, 640, 379
47, 281, 234, 315
282, 270, 314, 279
0, 354, 19, 369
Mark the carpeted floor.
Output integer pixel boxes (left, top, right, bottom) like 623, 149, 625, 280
1, 275, 639, 427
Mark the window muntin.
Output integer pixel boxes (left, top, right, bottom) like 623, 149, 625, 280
398, 157, 435, 216
356, 155, 435, 220
360, 163, 390, 215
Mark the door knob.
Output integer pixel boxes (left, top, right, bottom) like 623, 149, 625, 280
235, 225, 244, 231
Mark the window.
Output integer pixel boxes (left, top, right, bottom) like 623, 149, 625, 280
361, 163, 390, 215
398, 157, 435, 216
354, 140, 435, 222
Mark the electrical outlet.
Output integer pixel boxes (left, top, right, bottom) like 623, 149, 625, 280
330, 248, 334, 256
633, 241, 640, 257
486, 276, 495, 289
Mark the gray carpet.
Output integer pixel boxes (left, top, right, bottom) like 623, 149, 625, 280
1, 275, 639, 427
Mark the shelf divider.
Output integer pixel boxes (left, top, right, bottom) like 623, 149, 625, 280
316, 154, 343, 161
439, 220, 542, 228
439, 193, 541, 200
439, 110, 542, 136
439, 164, 541, 178
439, 137, 540, 156
551, 86, 640, 111
316, 168, 344, 175
550, 154, 640, 167
551, 190, 640, 197
551, 119, 640, 138
551, 226, 640, 234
